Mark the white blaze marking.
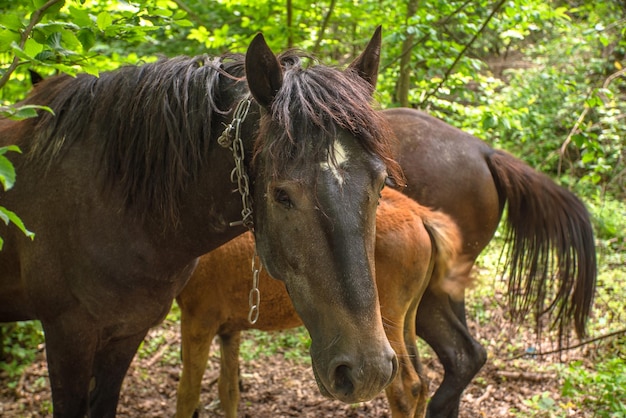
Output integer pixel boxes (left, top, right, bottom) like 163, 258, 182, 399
321, 141, 349, 184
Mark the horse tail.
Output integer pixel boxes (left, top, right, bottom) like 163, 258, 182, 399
485, 149, 597, 341
421, 209, 473, 301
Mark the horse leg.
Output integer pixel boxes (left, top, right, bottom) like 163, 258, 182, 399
41, 318, 98, 417
88, 330, 148, 417
384, 315, 423, 418
218, 331, 242, 418
403, 300, 429, 418
176, 311, 219, 418
416, 288, 486, 418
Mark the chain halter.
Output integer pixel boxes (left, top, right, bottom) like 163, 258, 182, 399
218, 98, 263, 324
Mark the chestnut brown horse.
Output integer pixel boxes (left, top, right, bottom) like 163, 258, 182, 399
176, 187, 469, 418
384, 107, 597, 418
0, 29, 405, 416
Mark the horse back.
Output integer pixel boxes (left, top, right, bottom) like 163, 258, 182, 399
383, 107, 502, 260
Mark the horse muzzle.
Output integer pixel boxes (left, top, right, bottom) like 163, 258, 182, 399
311, 343, 398, 403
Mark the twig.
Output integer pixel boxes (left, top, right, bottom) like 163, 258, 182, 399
557, 105, 591, 176
0, 0, 63, 90
419, 0, 507, 107
207, 376, 219, 388
474, 384, 495, 406
558, 67, 626, 175
496, 370, 556, 382
313, 0, 337, 55
15, 371, 27, 398
171, 0, 205, 27
381, 0, 473, 72
145, 343, 170, 368
508, 327, 626, 360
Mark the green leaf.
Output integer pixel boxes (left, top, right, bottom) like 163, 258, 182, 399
34, 49, 55, 61
23, 38, 44, 58
46, 32, 64, 52
32, 0, 64, 17
96, 12, 113, 31
0, 145, 21, 156
0, 105, 53, 121
11, 107, 38, 119
176, 19, 194, 28
68, 6, 92, 27
77, 28, 95, 51
10, 41, 33, 61
150, 8, 173, 18
571, 133, 586, 148
0, 207, 35, 241
0, 13, 24, 31
49, 63, 78, 76
60, 28, 81, 50
80, 64, 100, 77
0, 154, 17, 190
0, 29, 21, 52
581, 150, 596, 164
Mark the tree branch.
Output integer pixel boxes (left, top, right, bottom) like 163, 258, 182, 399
419, 0, 507, 107
313, 0, 336, 55
381, 0, 473, 72
558, 67, 626, 176
171, 0, 205, 27
286, 0, 293, 48
395, 0, 419, 107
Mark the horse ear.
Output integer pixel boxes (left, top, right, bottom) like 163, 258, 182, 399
347, 26, 382, 94
29, 69, 44, 86
245, 33, 283, 109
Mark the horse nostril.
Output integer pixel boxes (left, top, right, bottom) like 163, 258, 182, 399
389, 352, 399, 383
332, 364, 355, 398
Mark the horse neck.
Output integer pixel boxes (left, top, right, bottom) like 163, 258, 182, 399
147, 103, 260, 260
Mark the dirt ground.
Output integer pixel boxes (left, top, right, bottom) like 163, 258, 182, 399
0, 302, 596, 418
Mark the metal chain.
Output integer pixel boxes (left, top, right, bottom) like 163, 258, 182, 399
248, 249, 263, 324
218, 98, 262, 324
218, 98, 253, 229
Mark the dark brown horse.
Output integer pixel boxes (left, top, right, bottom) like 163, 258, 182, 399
384, 107, 597, 418
175, 187, 469, 418
0, 29, 404, 417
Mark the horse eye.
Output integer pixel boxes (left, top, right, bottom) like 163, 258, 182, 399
273, 188, 293, 209
378, 177, 389, 200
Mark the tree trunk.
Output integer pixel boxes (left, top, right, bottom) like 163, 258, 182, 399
395, 0, 419, 107
286, 0, 293, 48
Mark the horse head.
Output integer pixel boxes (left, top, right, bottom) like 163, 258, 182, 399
244, 28, 400, 403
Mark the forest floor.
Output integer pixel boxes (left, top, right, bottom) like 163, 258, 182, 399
0, 282, 601, 418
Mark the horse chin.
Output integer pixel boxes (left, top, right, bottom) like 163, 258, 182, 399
311, 364, 334, 399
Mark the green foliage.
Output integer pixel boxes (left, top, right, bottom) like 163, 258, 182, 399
560, 357, 626, 417
588, 196, 626, 266
136, 302, 181, 366
0, 322, 45, 383
518, 391, 559, 417
0, 0, 194, 103
471, 197, 626, 416
0, 145, 34, 250
240, 327, 311, 363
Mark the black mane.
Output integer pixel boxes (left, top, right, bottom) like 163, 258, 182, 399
256, 52, 402, 184
21, 55, 246, 221
13, 50, 402, 222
